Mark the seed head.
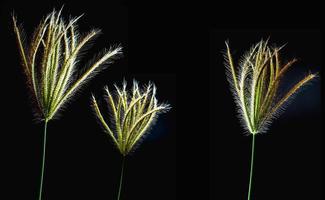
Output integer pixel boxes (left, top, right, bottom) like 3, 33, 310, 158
92, 80, 171, 156
13, 7, 122, 121
224, 39, 316, 134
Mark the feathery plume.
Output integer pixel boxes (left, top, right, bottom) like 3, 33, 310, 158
92, 80, 171, 200
224, 39, 316, 135
13, 8, 122, 122
224, 39, 317, 200
92, 80, 171, 155
13, 7, 122, 200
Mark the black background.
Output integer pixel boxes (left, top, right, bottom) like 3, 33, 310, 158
0, 1, 324, 200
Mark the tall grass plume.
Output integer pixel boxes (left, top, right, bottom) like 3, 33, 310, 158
224, 39, 317, 200
13, 7, 122, 200
92, 80, 170, 200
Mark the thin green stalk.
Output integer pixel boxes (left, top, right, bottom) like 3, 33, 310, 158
117, 157, 126, 200
39, 120, 48, 200
247, 134, 255, 200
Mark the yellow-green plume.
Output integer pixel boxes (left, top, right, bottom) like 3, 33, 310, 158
13, 8, 122, 122
224, 39, 317, 135
92, 80, 171, 156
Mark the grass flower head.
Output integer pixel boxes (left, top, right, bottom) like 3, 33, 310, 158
13, 8, 122, 122
92, 80, 171, 156
224, 39, 316, 135
13, 8, 122, 200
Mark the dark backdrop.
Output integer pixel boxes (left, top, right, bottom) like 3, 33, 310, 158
210, 29, 323, 199
1, 1, 325, 200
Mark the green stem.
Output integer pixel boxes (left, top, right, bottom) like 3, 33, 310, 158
39, 120, 48, 200
247, 134, 256, 200
117, 157, 126, 200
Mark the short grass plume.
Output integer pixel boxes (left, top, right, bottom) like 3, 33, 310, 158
92, 80, 170, 200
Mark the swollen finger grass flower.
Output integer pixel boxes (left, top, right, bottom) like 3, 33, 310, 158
224, 39, 317, 200
92, 80, 170, 200
13, 8, 122, 200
